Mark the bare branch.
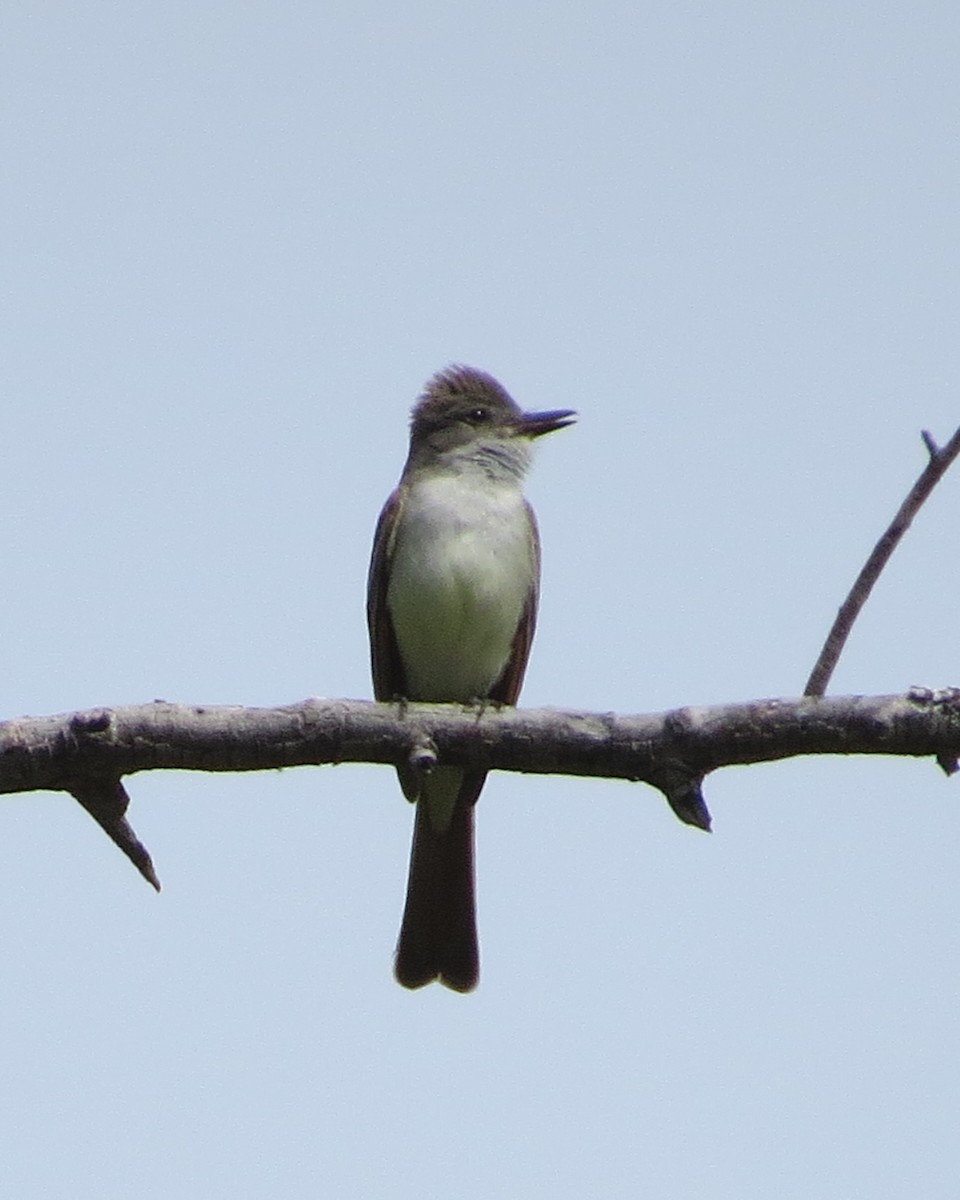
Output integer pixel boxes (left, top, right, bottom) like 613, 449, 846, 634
3, 690, 960, 881
805, 426, 960, 697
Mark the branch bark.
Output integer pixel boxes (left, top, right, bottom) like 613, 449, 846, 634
3, 689, 959, 885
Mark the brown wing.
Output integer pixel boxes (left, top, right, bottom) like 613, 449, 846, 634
366, 486, 407, 701
488, 498, 541, 706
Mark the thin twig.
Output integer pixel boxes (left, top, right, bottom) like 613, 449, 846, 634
804, 426, 960, 697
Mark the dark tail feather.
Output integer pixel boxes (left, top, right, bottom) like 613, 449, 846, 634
395, 787, 480, 993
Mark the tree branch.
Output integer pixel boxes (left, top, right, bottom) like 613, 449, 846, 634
3, 690, 960, 885
805, 426, 960, 697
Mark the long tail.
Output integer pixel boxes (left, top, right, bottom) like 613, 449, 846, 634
394, 771, 483, 992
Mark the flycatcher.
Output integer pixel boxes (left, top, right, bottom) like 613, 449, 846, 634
367, 365, 574, 991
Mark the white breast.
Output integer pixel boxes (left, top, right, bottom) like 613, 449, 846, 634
386, 469, 537, 701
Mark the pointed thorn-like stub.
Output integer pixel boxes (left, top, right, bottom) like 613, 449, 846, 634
67, 778, 162, 891
649, 762, 712, 831
668, 786, 713, 832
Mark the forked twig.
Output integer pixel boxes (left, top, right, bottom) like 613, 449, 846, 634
805, 426, 960, 697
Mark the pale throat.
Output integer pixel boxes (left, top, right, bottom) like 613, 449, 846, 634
387, 458, 536, 702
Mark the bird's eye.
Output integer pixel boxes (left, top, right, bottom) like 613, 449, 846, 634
466, 406, 489, 424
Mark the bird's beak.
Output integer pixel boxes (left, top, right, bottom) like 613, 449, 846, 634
516, 409, 577, 438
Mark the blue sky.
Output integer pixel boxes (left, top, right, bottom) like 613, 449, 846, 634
2, 4, 959, 1197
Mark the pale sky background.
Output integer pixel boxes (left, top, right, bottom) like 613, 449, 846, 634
2, 3, 959, 1197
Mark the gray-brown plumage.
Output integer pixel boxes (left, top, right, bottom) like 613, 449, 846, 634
367, 366, 574, 990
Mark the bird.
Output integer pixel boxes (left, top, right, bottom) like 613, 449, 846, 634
367, 365, 574, 990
